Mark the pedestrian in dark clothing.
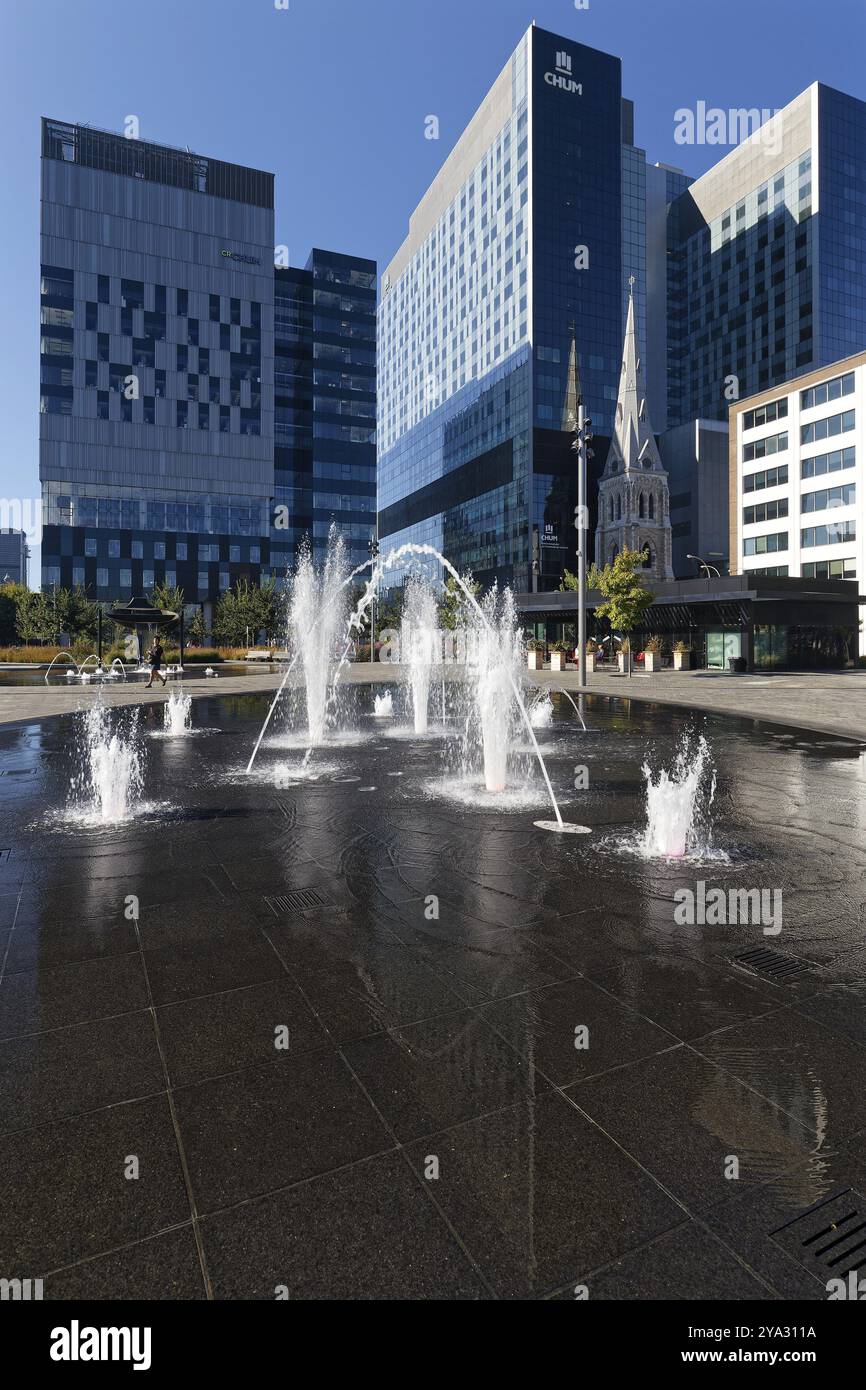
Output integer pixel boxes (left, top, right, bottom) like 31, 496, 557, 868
146, 637, 167, 688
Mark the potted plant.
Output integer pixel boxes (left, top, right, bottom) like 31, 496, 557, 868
584, 638, 599, 674
617, 637, 630, 674
550, 641, 569, 673
673, 640, 692, 671
643, 634, 662, 673
526, 639, 545, 671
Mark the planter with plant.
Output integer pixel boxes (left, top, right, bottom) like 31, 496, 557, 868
526, 639, 545, 671
643, 634, 663, 672
673, 640, 692, 671
550, 641, 569, 672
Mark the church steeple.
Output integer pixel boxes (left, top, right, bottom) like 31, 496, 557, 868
594, 279, 674, 579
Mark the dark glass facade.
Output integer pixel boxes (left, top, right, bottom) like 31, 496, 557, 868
40, 122, 377, 608
668, 84, 866, 426
273, 251, 377, 573
377, 28, 622, 592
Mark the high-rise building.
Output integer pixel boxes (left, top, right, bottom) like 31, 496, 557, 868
0, 530, 29, 586
667, 84, 866, 427
39, 119, 275, 618
273, 251, 377, 572
39, 120, 376, 610
378, 25, 628, 591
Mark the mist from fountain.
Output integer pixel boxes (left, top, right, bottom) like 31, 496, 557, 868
70, 699, 144, 823
164, 689, 192, 735
401, 577, 439, 735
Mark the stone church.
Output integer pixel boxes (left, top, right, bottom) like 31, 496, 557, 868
594, 280, 674, 580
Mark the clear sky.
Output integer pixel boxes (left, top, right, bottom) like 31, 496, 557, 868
2, 0, 865, 582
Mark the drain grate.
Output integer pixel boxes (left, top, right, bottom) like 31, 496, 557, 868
733, 946, 810, 982
770, 1189, 866, 1281
264, 889, 330, 915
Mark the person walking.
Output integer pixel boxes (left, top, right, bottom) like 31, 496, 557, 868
145, 635, 167, 689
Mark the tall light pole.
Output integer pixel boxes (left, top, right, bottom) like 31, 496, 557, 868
368, 531, 379, 665
575, 405, 594, 686
566, 327, 591, 688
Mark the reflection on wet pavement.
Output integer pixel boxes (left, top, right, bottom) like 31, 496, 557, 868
0, 688, 864, 1299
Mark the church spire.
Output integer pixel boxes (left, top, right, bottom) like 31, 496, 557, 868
603, 277, 663, 476
594, 278, 674, 580
561, 326, 582, 433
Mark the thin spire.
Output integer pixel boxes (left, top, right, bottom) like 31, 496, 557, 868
562, 325, 582, 433
603, 278, 662, 474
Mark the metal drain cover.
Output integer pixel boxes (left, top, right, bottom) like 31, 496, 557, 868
770, 1188, 866, 1282
264, 889, 331, 914
733, 946, 810, 982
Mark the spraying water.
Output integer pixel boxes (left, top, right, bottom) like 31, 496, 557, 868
401, 577, 439, 735
164, 689, 192, 735
289, 530, 350, 746
247, 538, 574, 830
529, 692, 554, 728
641, 734, 716, 859
373, 691, 394, 718
70, 699, 144, 823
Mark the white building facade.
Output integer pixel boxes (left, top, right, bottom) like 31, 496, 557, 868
730, 349, 866, 653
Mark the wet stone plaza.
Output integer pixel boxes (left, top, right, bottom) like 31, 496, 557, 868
2, 685, 866, 1300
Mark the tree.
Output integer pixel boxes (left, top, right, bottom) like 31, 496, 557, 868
14, 589, 56, 644
584, 548, 655, 678
438, 574, 480, 631
186, 607, 206, 647
212, 578, 282, 648
150, 582, 185, 617
377, 584, 405, 635
0, 582, 29, 645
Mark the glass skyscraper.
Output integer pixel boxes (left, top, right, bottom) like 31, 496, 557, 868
667, 83, 866, 426
273, 251, 377, 573
378, 26, 626, 591
39, 121, 376, 610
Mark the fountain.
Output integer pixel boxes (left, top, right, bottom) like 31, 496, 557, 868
164, 689, 192, 735
70, 699, 144, 823
460, 586, 522, 793
641, 734, 716, 859
289, 530, 350, 746
246, 535, 586, 832
401, 577, 438, 735
529, 691, 554, 728
373, 691, 394, 718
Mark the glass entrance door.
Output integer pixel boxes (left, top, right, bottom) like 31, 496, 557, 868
706, 631, 743, 669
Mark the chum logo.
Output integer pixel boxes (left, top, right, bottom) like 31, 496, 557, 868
545, 50, 582, 96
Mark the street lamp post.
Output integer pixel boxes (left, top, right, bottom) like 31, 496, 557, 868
687, 553, 721, 579
574, 406, 594, 688
368, 532, 379, 665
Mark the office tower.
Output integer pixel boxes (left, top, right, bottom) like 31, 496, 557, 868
0, 530, 29, 586
378, 25, 627, 591
667, 84, 866, 427
39, 119, 275, 617
273, 251, 377, 573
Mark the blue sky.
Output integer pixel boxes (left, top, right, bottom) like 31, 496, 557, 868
2, 0, 864, 581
